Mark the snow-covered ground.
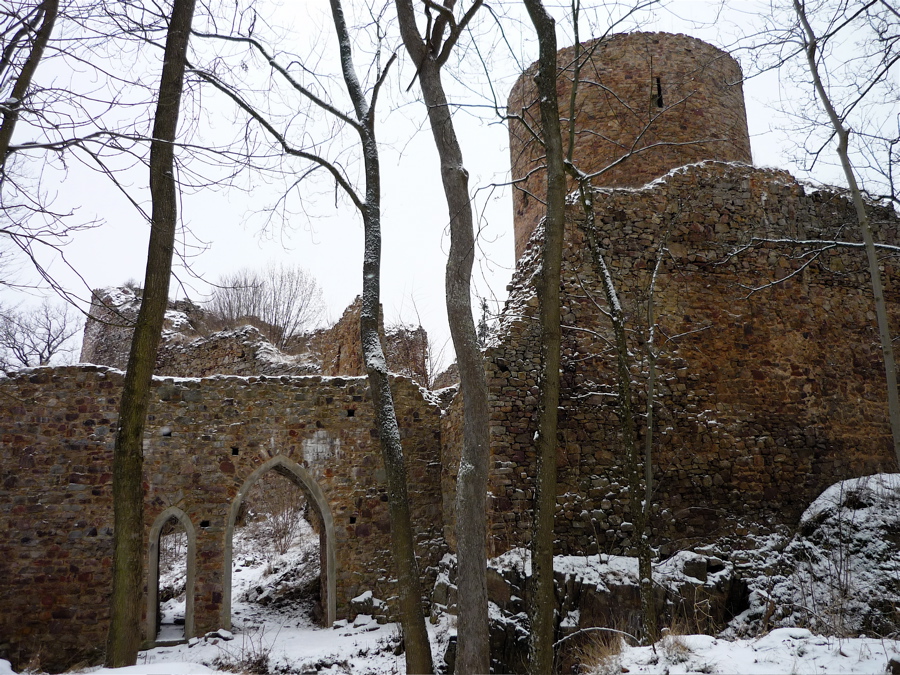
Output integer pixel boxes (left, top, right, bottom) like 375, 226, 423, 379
600, 629, 898, 674
4, 623, 896, 674
4, 475, 900, 674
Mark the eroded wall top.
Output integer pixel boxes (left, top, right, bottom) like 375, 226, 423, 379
509, 32, 752, 259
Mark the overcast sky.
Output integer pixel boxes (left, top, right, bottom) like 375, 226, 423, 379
2, 0, 876, 371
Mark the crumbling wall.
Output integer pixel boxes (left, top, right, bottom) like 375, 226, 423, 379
80, 292, 430, 384
155, 325, 318, 377
482, 161, 900, 556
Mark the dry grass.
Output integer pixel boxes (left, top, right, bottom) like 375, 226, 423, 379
659, 629, 692, 664
560, 627, 626, 675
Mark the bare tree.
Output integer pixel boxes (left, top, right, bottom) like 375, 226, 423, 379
207, 263, 324, 349
519, 2, 567, 672
0, 1, 122, 303
0, 0, 58, 163
244, 471, 308, 558
190, 4, 434, 669
0, 299, 80, 368
393, 0, 491, 670
106, 0, 197, 665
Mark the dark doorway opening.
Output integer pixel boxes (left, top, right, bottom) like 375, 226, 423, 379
156, 516, 188, 642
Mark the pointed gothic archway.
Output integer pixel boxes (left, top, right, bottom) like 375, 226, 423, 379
223, 455, 336, 629
146, 506, 197, 644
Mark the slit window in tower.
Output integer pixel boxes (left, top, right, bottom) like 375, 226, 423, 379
655, 77, 664, 107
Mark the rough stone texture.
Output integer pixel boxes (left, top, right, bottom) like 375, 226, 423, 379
478, 161, 900, 557
81, 292, 429, 386
440, 390, 464, 550
0, 366, 444, 672
304, 298, 370, 377
79, 287, 207, 370
509, 32, 752, 259
5, 32, 900, 671
156, 325, 319, 377
383, 324, 429, 386
432, 362, 460, 390
304, 299, 429, 385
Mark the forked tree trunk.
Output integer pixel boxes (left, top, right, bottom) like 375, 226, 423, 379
393, 2, 490, 670
521, 0, 567, 672
106, 0, 196, 666
327, 0, 433, 671
0, 0, 58, 162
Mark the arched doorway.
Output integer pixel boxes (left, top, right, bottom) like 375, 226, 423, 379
223, 455, 336, 630
146, 507, 197, 644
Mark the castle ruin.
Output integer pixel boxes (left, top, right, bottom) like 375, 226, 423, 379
1, 32, 898, 672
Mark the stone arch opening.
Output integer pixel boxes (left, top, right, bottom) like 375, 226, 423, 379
223, 455, 336, 630
146, 507, 197, 644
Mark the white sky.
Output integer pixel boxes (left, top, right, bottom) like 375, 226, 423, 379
2, 0, 881, 370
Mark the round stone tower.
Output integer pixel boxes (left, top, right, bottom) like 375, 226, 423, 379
508, 32, 753, 259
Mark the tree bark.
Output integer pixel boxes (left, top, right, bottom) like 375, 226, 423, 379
560, 24, 660, 642
328, 0, 433, 671
794, 0, 900, 469
0, 0, 58, 163
394, 2, 490, 672
578, 199, 656, 642
521, 1, 567, 672
105, 0, 196, 666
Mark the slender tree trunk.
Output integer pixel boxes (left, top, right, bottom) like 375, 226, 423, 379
359, 284, 434, 675
328, 0, 433, 671
794, 0, 900, 469
574, 183, 658, 643
522, 1, 567, 671
393, 3, 490, 670
640, 267, 659, 641
561, 17, 658, 637
0, 0, 58, 162
105, 0, 196, 665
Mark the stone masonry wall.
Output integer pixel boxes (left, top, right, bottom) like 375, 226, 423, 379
476, 161, 899, 557
304, 298, 428, 384
0, 366, 443, 672
155, 325, 319, 377
509, 32, 752, 259
81, 292, 429, 386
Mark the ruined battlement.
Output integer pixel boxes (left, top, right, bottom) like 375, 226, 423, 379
80, 291, 429, 385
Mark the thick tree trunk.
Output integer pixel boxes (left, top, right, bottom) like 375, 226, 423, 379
328, 0, 433, 671
105, 0, 196, 666
0, 0, 58, 162
522, 1, 567, 672
795, 0, 900, 470
393, 3, 490, 670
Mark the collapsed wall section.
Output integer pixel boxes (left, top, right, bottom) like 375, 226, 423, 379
80, 292, 430, 386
